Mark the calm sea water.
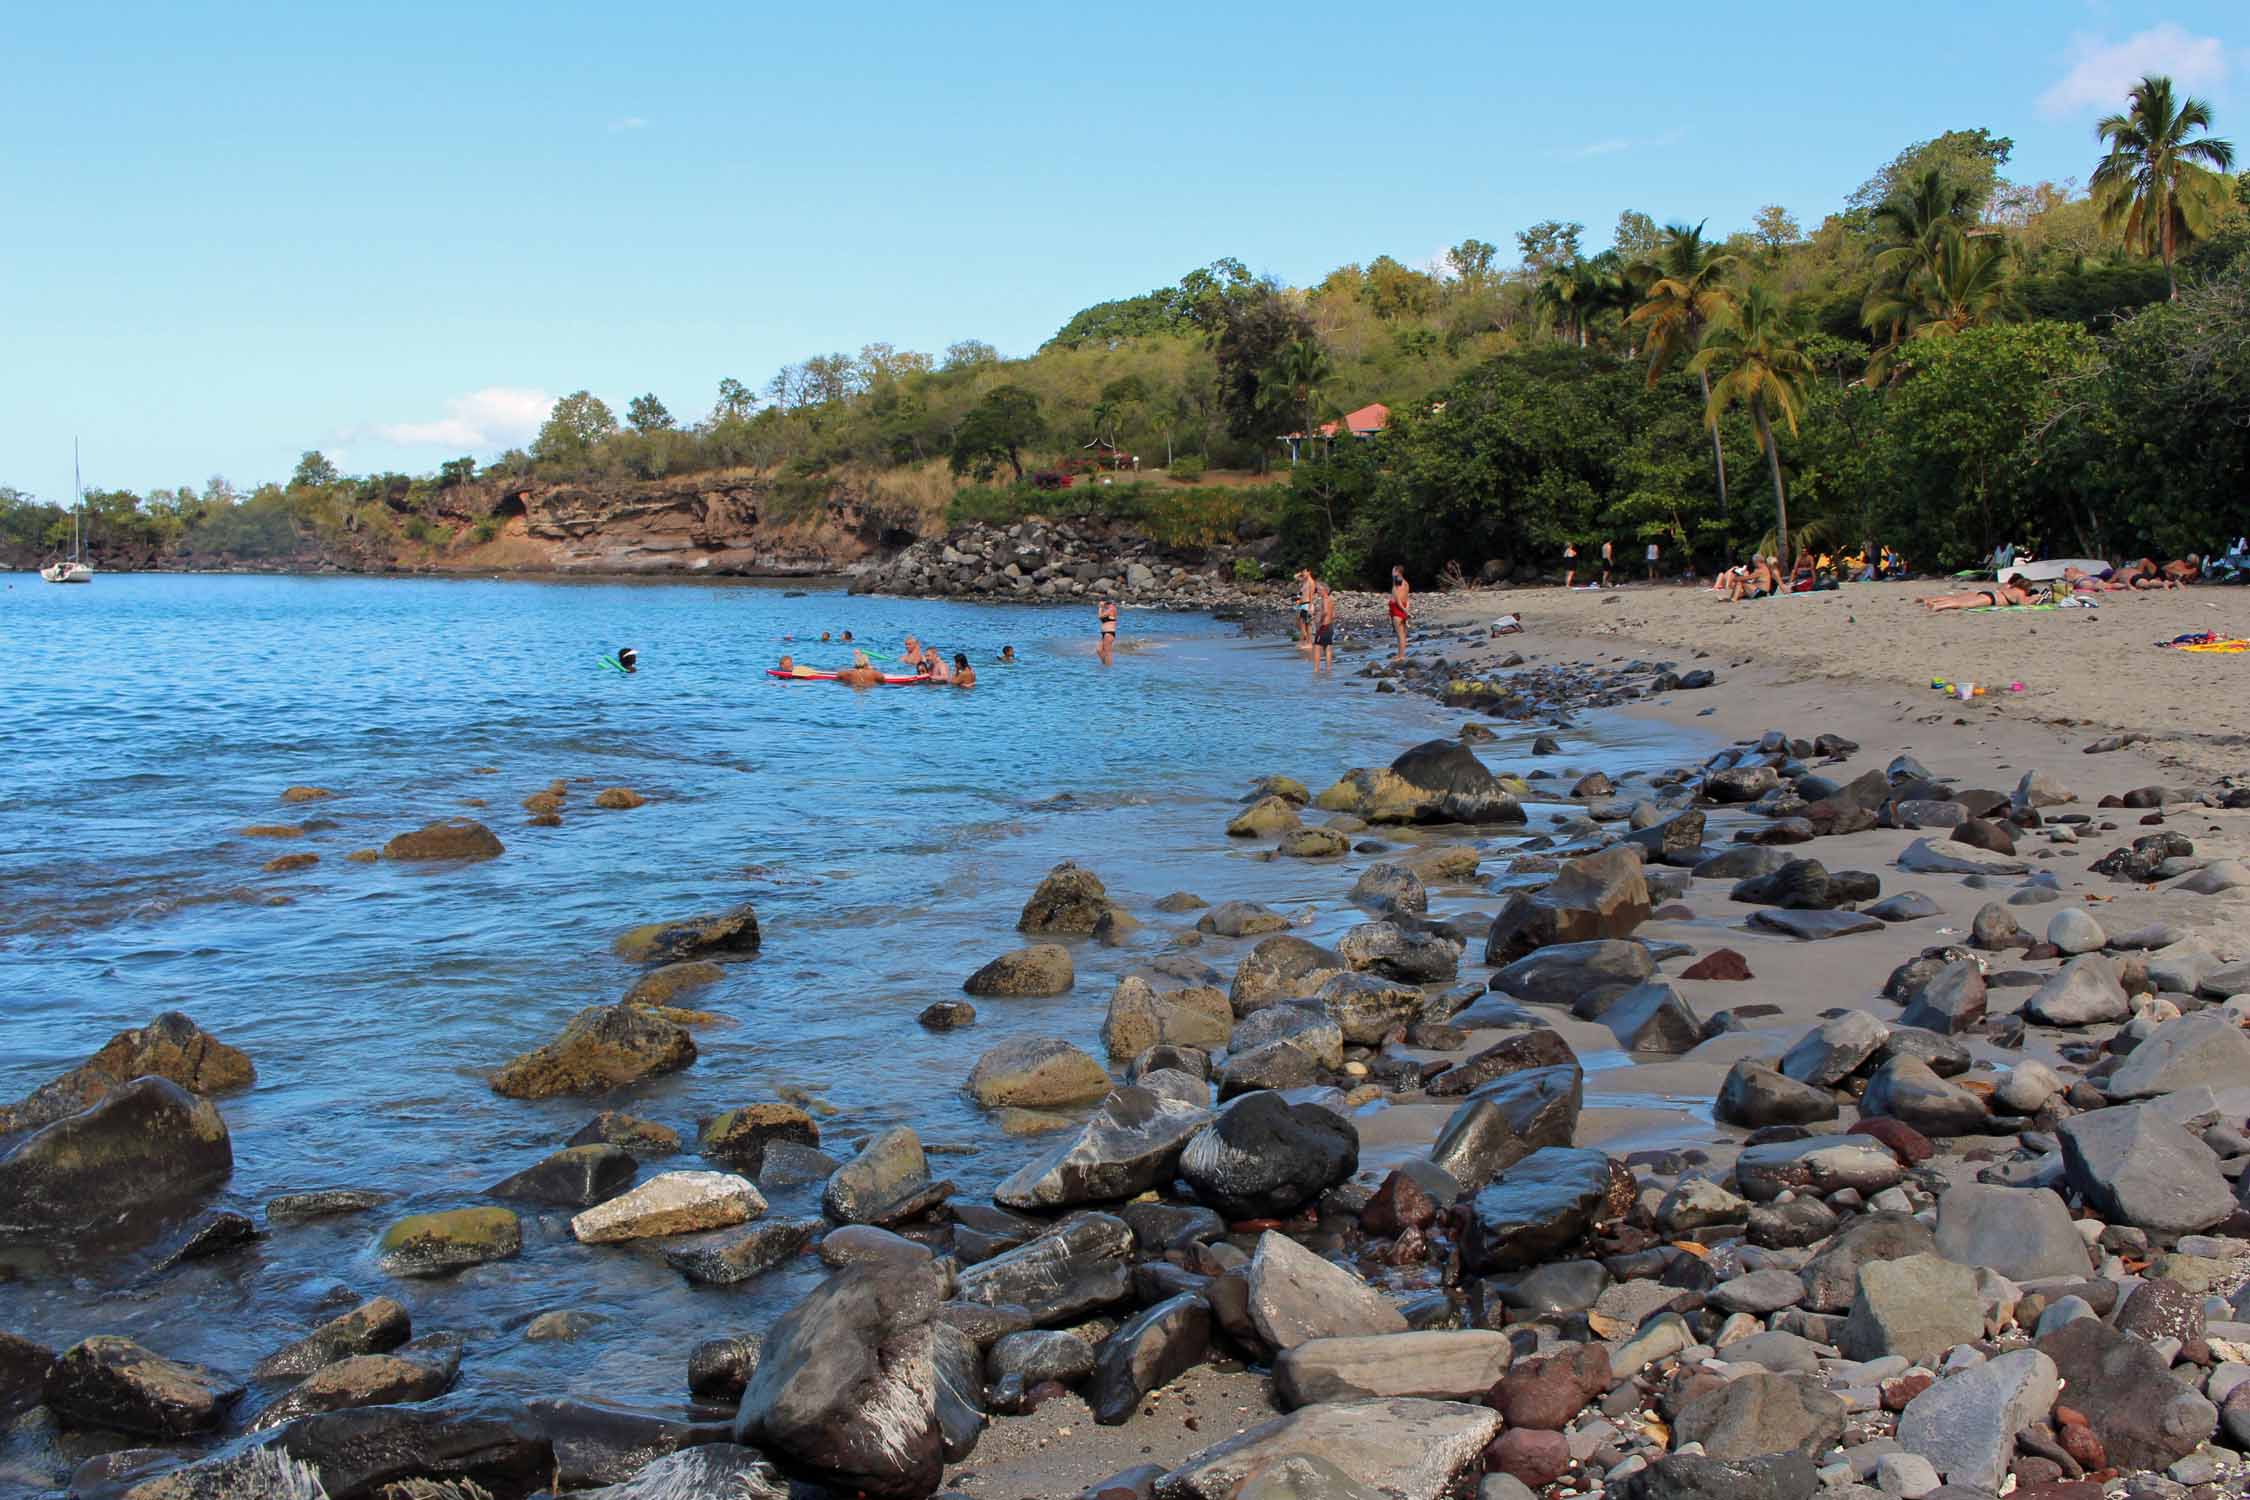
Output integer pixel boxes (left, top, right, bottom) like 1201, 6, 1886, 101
0, 573, 1704, 1433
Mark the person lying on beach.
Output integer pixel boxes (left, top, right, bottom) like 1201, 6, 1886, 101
2164, 556, 2201, 584
952, 653, 976, 688
1916, 583, 2036, 612
2061, 566, 2127, 593
2114, 559, 2178, 590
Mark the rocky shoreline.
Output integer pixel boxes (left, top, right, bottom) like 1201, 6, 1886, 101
4, 624, 2250, 1500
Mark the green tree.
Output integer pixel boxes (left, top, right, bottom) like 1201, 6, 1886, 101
2092, 74, 2239, 299
1690, 286, 1814, 564
532, 391, 619, 464
1847, 128, 2015, 219
1862, 167, 1984, 373
1210, 287, 1314, 444
290, 451, 339, 489
627, 393, 674, 433
942, 339, 1000, 369
436, 456, 478, 488
1751, 205, 1801, 259
1515, 219, 1584, 275
1264, 338, 1335, 459
1444, 237, 1500, 288
948, 385, 1045, 483
1630, 222, 1740, 515
1863, 225, 2022, 345
713, 377, 755, 420
1611, 211, 1664, 263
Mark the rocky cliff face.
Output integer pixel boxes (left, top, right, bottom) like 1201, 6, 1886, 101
849, 516, 1273, 607
427, 473, 919, 577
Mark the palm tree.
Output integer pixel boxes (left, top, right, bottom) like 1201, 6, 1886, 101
1863, 225, 2022, 343
2093, 74, 2238, 299
1264, 338, 1334, 463
1631, 222, 1740, 516
1690, 286, 1814, 567
1861, 168, 1981, 370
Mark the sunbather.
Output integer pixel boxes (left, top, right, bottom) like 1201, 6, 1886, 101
1915, 582, 2036, 613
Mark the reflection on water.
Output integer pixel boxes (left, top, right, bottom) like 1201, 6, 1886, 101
0, 573, 1711, 1419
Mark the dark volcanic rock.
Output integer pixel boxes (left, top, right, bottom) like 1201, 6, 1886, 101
1424, 1028, 1577, 1097
0, 1010, 254, 1135
1714, 1061, 1839, 1128
253, 1297, 413, 1379
43, 1336, 242, 1438
1490, 939, 1654, 1009
1089, 1293, 1211, 1424
954, 1213, 1133, 1325
733, 1260, 946, 1499
0, 1075, 233, 1234
611, 899, 761, 962
1457, 1146, 1614, 1274
2059, 1105, 2234, 1234
1427, 1065, 1584, 1191
1483, 847, 1651, 962
993, 1087, 1210, 1210
488, 1004, 696, 1100
2037, 1317, 2216, 1472
1178, 1091, 1357, 1220
1388, 738, 1526, 824
489, 1143, 638, 1207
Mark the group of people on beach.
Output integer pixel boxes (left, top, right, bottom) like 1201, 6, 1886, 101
1915, 556, 2211, 612
1285, 564, 1413, 669
1713, 543, 1905, 601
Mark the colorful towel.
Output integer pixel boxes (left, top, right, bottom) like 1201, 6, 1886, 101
2159, 632, 2250, 653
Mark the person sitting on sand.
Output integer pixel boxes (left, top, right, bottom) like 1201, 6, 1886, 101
952, 653, 976, 688
2164, 555, 2201, 584
1916, 582, 2036, 612
1789, 552, 1818, 592
839, 650, 882, 687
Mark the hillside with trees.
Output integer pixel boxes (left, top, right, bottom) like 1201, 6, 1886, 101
7, 78, 2246, 583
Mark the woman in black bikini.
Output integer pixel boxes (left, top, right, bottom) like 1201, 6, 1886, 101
1097, 597, 1118, 665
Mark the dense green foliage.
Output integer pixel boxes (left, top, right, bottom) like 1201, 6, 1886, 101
8, 81, 2248, 579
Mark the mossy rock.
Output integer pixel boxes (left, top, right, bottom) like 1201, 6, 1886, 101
1279, 827, 1350, 858
279, 787, 334, 804
263, 852, 319, 874
698, 1103, 819, 1172
522, 790, 564, 814
376, 1206, 521, 1276
1226, 796, 1303, 838
239, 824, 305, 839
344, 848, 381, 863
593, 787, 645, 810
612, 902, 761, 963
1246, 774, 1311, 806
490, 1005, 696, 1100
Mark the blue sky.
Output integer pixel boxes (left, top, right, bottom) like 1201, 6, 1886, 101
3, 2, 2242, 502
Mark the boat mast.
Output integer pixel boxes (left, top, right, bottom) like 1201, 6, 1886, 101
73, 439, 82, 561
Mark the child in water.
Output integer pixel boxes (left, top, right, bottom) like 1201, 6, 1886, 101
616, 647, 638, 673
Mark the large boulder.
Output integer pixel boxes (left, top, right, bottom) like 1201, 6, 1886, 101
1623, 808, 1706, 862
0, 1011, 254, 1134
1335, 921, 1459, 982
967, 1036, 1109, 1108
1423, 1028, 1577, 1098
1483, 848, 1651, 963
569, 1171, 761, 1243
43, 1336, 242, 1438
1273, 1331, 1513, 1408
1672, 1371, 1845, 1461
248, 1347, 460, 1432
1841, 1253, 1982, 1364
1895, 1348, 2058, 1493
382, 817, 503, 860
1387, 739, 1527, 824
954, 1213, 1133, 1324
823, 1127, 947, 1226
1089, 1294, 1212, 1425
1229, 935, 1345, 1014
2105, 1011, 2250, 1100
1426, 1065, 1583, 1191
1778, 1011, 1887, 1088
1018, 861, 1118, 934
489, 1005, 695, 1099
1600, 982, 1702, 1054
375, 1207, 523, 1274
1152, 1397, 1500, 1500
1799, 1212, 1937, 1313
963, 944, 1075, 997
1103, 977, 1232, 1059
1897, 960, 1986, 1034
1858, 1055, 1989, 1137
0, 1075, 232, 1234
1490, 939, 1653, 1009
2023, 955, 2130, 1027
611, 901, 761, 962
1713, 1061, 1838, 1129
698, 1103, 820, 1174
1932, 1185, 2090, 1281
1228, 796, 1303, 838
1245, 1231, 1407, 1351
2060, 1105, 2234, 1234
1216, 1007, 1345, 1097
1179, 1091, 1356, 1220
489, 1144, 638, 1207
1457, 1146, 1614, 1274
1314, 972, 1424, 1044
1733, 1137, 1902, 1204
253, 1298, 412, 1379
993, 1087, 1210, 1210
734, 1260, 946, 1499
2037, 1317, 2217, 1472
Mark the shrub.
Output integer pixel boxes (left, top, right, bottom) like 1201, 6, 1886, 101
1166, 456, 1206, 483
1231, 557, 1263, 583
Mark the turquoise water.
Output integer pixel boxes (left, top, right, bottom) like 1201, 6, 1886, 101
0, 572, 1700, 1425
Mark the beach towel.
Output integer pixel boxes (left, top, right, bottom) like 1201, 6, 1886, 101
1964, 603, 2061, 613
2159, 631, 2250, 653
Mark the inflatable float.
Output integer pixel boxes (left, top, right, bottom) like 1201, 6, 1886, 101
766, 669, 930, 684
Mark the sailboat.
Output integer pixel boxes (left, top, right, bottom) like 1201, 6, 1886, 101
39, 444, 93, 584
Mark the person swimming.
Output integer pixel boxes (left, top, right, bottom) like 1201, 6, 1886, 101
953, 653, 976, 688
927, 650, 952, 684
616, 647, 638, 673
839, 649, 882, 687
999, 645, 1016, 664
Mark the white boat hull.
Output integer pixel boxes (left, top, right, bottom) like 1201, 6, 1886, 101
1997, 558, 2106, 586
40, 561, 93, 584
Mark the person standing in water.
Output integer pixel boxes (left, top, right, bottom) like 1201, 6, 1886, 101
1311, 573, 1336, 673
1295, 569, 1317, 649
952, 653, 977, 688
1387, 565, 1411, 659
1097, 597, 1118, 665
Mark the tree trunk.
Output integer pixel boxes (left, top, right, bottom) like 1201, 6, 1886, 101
2163, 184, 2178, 301
1699, 368, 1730, 518
1753, 394, 1789, 567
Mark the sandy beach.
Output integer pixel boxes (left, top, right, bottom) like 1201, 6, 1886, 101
1418, 577, 2250, 783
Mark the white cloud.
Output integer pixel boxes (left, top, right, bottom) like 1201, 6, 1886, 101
1555, 128, 1684, 161
607, 116, 648, 132
2039, 23, 2231, 118
1569, 139, 1632, 159
360, 387, 556, 451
